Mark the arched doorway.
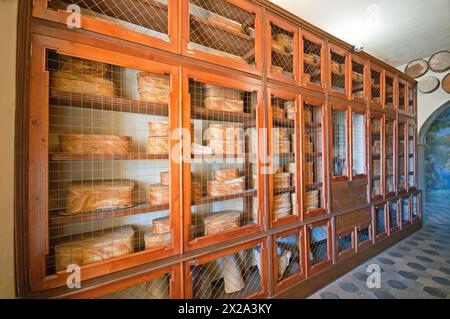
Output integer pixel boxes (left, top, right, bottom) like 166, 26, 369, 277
419, 101, 450, 224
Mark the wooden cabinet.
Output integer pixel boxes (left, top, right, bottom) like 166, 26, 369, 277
369, 64, 383, 106
328, 44, 349, 98
306, 219, 332, 276
300, 31, 326, 91
349, 54, 367, 101
384, 72, 396, 109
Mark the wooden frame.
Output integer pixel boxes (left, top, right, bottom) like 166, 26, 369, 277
383, 71, 396, 110
400, 196, 412, 228
28, 34, 182, 292
181, 0, 263, 76
183, 238, 269, 299
181, 67, 264, 252
348, 53, 368, 102
328, 43, 349, 99
60, 263, 183, 299
387, 199, 400, 235
368, 63, 383, 108
349, 106, 367, 180
267, 88, 300, 227
397, 118, 408, 195
407, 120, 417, 192
397, 77, 408, 114
355, 222, 372, 251
271, 227, 306, 293
300, 30, 326, 92
335, 227, 355, 261
266, 13, 299, 85
384, 115, 397, 199
407, 82, 417, 116
305, 219, 332, 276
410, 192, 421, 222
373, 203, 388, 241
329, 102, 350, 182
33, 0, 180, 53
369, 110, 384, 201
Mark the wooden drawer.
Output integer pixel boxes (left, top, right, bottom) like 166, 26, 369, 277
331, 179, 368, 212
335, 208, 371, 233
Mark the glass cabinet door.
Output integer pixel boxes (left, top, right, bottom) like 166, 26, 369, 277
371, 115, 382, 198
331, 107, 348, 179
351, 111, 366, 177
350, 57, 366, 100
408, 85, 415, 115
329, 46, 348, 96
384, 73, 395, 108
385, 119, 395, 195
408, 124, 416, 190
398, 122, 407, 192
398, 80, 407, 111
370, 66, 382, 104
302, 33, 324, 89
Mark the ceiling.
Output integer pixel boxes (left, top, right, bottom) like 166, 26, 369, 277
269, 0, 450, 67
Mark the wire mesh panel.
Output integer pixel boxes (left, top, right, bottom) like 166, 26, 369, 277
337, 231, 353, 256
271, 96, 297, 222
329, 49, 347, 94
351, 59, 365, 100
302, 36, 322, 87
389, 201, 398, 231
190, 244, 263, 299
308, 223, 329, 267
352, 112, 365, 176
408, 86, 415, 114
99, 273, 171, 299
270, 23, 294, 78
188, 78, 258, 242
187, 0, 256, 67
303, 102, 324, 214
384, 74, 394, 108
46, 50, 176, 276
357, 225, 371, 246
47, 0, 171, 42
274, 233, 301, 283
408, 124, 415, 189
401, 197, 410, 225
370, 67, 381, 103
398, 81, 407, 111
371, 116, 382, 198
385, 119, 395, 195
398, 122, 407, 192
375, 206, 386, 237
332, 108, 348, 178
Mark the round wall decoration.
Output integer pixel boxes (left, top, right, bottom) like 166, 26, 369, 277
417, 76, 440, 94
404, 59, 429, 78
442, 73, 450, 94
428, 50, 450, 73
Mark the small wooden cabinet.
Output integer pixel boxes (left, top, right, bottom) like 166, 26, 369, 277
300, 31, 326, 91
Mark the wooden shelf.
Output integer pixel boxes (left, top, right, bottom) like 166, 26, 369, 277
191, 106, 255, 122
273, 117, 294, 128
274, 186, 295, 195
49, 202, 169, 226
50, 90, 168, 116
49, 153, 169, 161
306, 183, 322, 192
192, 188, 257, 206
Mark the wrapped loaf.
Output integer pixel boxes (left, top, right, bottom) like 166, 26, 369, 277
204, 211, 241, 236
137, 72, 170, 104
60, 134, 131, 156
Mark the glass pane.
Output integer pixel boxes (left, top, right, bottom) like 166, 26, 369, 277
337, 233, 353, 254
188, 0, 256, 66
386, 120, 395, 194
191, 244, 262, 299
309, 224, 328, 266
402, 197, 410, 223
330, 50, 346, 93
371, 117, 382, 197
189, 79, 258, 240
408, 87, 414, 114
303, 38, 322, 86
304, 103, 324, 212
399, 82, 406, 110
352, 112, 365, 175
389, 201, 398, 229
100, 274, 171, 299
46, 50, 172, 275
370, 68, 381, 102
412, 196, 418, 218
351, 60, 364, 99
271, 96, 296, 221
398, 123, 406, 191
408, 125, 415, 188
275, 234, 301, 282
271, 23, 294, 77
332, 109, 347, 177
376, 207, 386, 235
358, 226, 370, 244
385, 75, 394, 108
48, 0, 170, 42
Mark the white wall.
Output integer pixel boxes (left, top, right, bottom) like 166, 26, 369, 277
0, 0, 18, 298
397, 59, 450, 130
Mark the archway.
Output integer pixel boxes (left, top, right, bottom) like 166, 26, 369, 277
418, 100, 450, 224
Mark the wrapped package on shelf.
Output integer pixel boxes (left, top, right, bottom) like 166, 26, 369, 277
144, 231, 172, 250
271, 41, 286, 53
272, 106, 286, 120
204, 211, 241, 236
273, 206, 292, 220
373, 160, 381, 174
206, 123, 241, 141
277, 249, 292, 279
160, 171, 170, 186
191, 179, 203, 203
207, 177, 245, 197
304, 107, 313, 123
206, 15, 244, 34
272, 139, 291, 154
303, 53, 316, 65
284, 101, 296, 120
204, 96, 244, 113
270, 65, 284, 75
60, 57, 109, 78
204, 84, 242, 100
275, 33, 294, 53
148, 122, 169, 137
305, 190, 320, 210
304, 162, 314, 185
214, 168, 239, 182
353, 91, 365, 99
152, 216, 171, 234
148, 184, 169, 205
60, 134, 131, 156
55, 226, 134, 272
191, 143, 214, 156
65, 180, 135, 215
373, 141, 381, 155
273, 192, 291, 210
274, 172, 291, 189
137, 72, 169, 104
305, 141, 313, 154
272, 127, 290, 141
222, 254, 246, 294
147, 136, 169, 154
352, 71, 364, 82
51, 71, 115, 96
302, 73, 312, 84
208, 140, 244, 155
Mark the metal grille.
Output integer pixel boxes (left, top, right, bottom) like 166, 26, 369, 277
332, 108, 347, 177
402, 197, 410, 224
191, 244, 262, 299
389, 201, 398, 230
270, 23, 294, 77
330, 50, 346, 93
371, 116, 382, 197
408, 87, 414, 114
303, 38, 322, 86
357, 226, 370, 244
337, 232, 353, 254
385, 120, 395, 194
351, 60, 364, 99
375, 207, 386, 236
398, 82, 406, 111
370, 68, 381, 102
275, 234, 301, 282
46, 50, 173, 275
188, 0, 256, 66
352, 112, 365, 176
398, 122, 406, 191
188, 79, 258, 241
271, 96, 296, 221
100, 273, 171, 299
385, 75, 394, 108
304, 103, 323, 212
308, 224, 329, 266
408, 125, 415, 188
412, 195, 418, 218
49, 0, 170, 41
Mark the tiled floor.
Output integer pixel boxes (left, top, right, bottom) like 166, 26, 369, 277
309, 191, 450, 299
